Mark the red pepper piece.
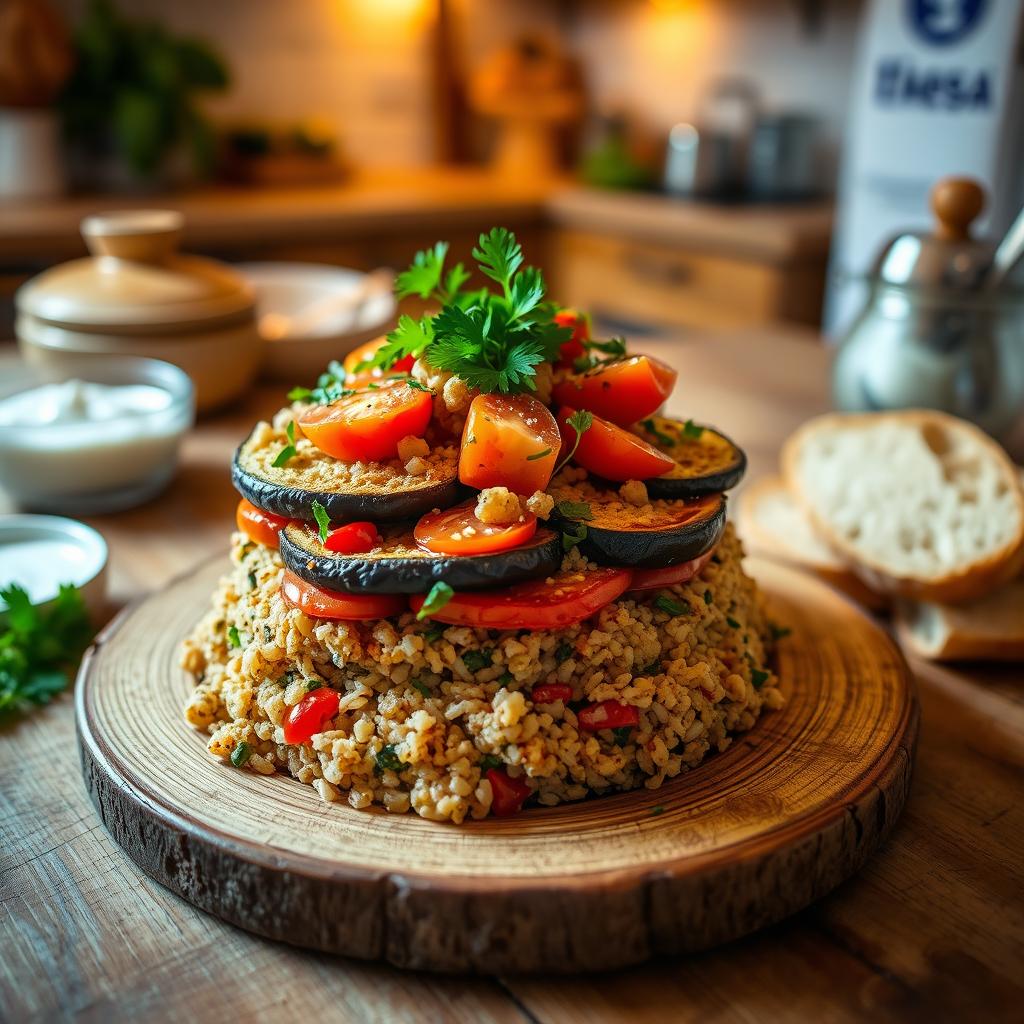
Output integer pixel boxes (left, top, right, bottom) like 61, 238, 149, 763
577, 700, 640, 732
282, 688, 341, 744
486, 768, 532, 817
392, 353, 415, 372
531, 683, 573, 704
554, 309, 589, 368
324, 521, 379, 554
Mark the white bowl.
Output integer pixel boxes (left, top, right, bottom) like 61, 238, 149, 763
238, 262, 397, 383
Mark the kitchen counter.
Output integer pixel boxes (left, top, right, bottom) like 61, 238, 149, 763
2, 327, 1020, 1022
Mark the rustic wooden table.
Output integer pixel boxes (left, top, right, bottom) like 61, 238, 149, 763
2, 330, 1021, 1022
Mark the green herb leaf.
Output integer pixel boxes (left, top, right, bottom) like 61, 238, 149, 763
553, 499, 593, 522
404, 377, 432, 392
682, 419, 704, 439
654, 595, 689, 616
770, 623, 792, 640
230, 742, 251, 767
560, 521, 588, 552
356, 314, 435, 376
704, 590, 713, 605
611, 726, 632, 747
497, 671, 514, 685
751, 667, 770, 689
573, 355, 595, 373
272, 419, 298, 467
312, 500, 331, 544
423, 624, 447, 643
288, 386, 313, 401
462, 648, 493, 672
640, 661, 661, 676
263, 625, 272, 642
526, 447, 552, 462
411, 679, 431, 698
248, 572, 257, 591
588, 336, 627, 357
374, 743, 405, 775
555, 642, 574, 663
507, 265, 545, 320
227, 625, 242, 648
479, 753, 502, 772
305, 679, 323, 693
472, 227, 523, 296
554, 410, 594, 474
417, 581, 454, 621
640, 418, 675, 447
395, 241, 449, 300
650, 805, 665, 816
726, 616, 741, 629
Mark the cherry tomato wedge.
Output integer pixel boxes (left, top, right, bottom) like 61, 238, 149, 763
343, 336, 415, 386
554, 309, 589, 368
409, 567, 633, 631
236, 498, 290, 548
531, 683, 573, 704
325, 521, 379, 554
486, 768, 532, 817
283, 688, 341, 745
557, 406, 674, 482
552, 354, 677, 426
297, 381, 432, 462
629, 547, 716, 591
578, 700, 640, 732
414, 500, 537, 556
281, 570, 407, 620
459, 393, 560, 495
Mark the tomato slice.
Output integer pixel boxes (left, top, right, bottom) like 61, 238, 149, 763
557, 406, 674, 482
325, 521, 379, 554
552, 354, 677, 426
297, 381, 432, 462
459, 393, 560, 495
343, 336, 415, 386
283, 688, 341, 744
554, 309, 589, 368
281, 570, 407, 620
578, 700, 639, 732
414, 500, 537, 556
486, 768, 532, 817
236, 498, 290, 548
409, 567, 633, 630
629, 547, 716, 591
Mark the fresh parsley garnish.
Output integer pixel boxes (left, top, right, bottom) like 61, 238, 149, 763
272, 420, 298, 468
248, 572, 257, 591
573, 355, 595, 373
411, 679, 431, 698
288, 360, 354, 405
306, 679, 323, 693
654, 595, 689, 616
403, 376, 432, 392
395, 240, 469, 305
230, 742, 251, 767
417, 581, 454, 620
356, 314, 435, 377
751, 667, 770, 689
560, 521, 588, 552
526, 447, 552, 462
479, 753, 502, 772
770, 623, 792, 640
726, 616, 741, 629
462, 648, 493, 672
374, 743, 405, 775
682, 419, 704, 439
704, 590, 713, 605
611, 726, 633, 747
555, 642, 574, 663
641, 418, 675, 447
554, 409, 593, 473
497, 671, 514, 685
640, 661, 661, 675
311, 499, 331, 544
588, 336, 627, 357
423, 623, 446, 643
0, 583, 93, 716
227, 625, 242, 648
553, 499, 593, 522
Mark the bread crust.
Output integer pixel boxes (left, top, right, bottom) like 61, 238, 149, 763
782, 410, 1024, 605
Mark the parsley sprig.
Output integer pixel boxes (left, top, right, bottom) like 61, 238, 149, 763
272, 420, 298, 468
417, 581, 454, 621
0, 584, 93, 716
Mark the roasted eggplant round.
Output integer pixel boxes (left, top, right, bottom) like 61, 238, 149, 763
232, 425, 462, 522
279, 522, 562, 594
635, 417, 746, 498
562, 491, 726, 569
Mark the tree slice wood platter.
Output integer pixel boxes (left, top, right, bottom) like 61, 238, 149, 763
76, 555, 917, 975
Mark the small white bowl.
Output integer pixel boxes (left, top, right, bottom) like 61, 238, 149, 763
0, 353, 194, 514
239, 262, 397, 382
0, 514, 108, 620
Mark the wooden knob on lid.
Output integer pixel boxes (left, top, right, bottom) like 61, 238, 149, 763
930, 176, 985, 241
81, 210, 184, 263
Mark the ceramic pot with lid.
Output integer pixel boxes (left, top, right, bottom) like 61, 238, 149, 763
15, 210, 263, 412
833, 177, 1024, 453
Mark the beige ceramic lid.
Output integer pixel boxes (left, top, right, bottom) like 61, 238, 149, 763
16, 210, 255, 330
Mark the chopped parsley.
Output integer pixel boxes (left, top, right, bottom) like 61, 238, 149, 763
411, 679, 431, 698
227, 625, 242, 648
288, 360, 353, 405
526, 447, 552, 461
423, 623, 447, 643
726, 616, 741, 629
704, 590, 713, 605
263, 625, 272, 642
305, 679, 323, 693
770, 623, 792, 640
640, 661, 661, 676
417, 581, 454, 620
311, 499, 331, 544
403, 376, 432, 393
588, 336, 627, 357
248, 571, 257, 590
374, 744, 405, 775
560, 520, 588, 553
654, 595, 689, 616
272, 420, 298, 467
479, 753, 502, 772
462, 648, 493, 672
230, 742, 251, 767
751, 668, 770, 689
555, 642, 574, 663
640, 418, 675, 447
611, 726, 632, 747
553, 499, 593, 522
497, 671, 514, 685
682, 418, 704, 439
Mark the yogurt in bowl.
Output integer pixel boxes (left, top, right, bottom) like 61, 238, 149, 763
0, 354, 194, 513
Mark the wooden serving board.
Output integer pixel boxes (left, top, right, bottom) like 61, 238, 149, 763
76, 556, 918, 975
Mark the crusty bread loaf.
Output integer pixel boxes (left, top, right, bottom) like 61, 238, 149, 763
737, 476, 887, 609
782, 411, 1024, 604
895, 581, 1024, 661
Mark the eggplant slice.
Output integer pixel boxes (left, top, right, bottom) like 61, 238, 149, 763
233, 424, 462, 522
552, 484, 726, 568
280, 522, 562, 594
635, 417, 747, 499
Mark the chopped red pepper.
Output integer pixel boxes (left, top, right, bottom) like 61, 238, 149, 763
486, 768, 532, 817
392, 353, 415, 373
554, 309, 589, 368
531, 683, 573, 704
282, 688, 341, 744
324, 521, 379, 554
577, 700, 640, 732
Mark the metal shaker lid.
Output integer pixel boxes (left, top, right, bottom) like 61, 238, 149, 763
871, 177, 994, 290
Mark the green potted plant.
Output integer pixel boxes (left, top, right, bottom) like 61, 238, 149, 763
59, 0, 229, 191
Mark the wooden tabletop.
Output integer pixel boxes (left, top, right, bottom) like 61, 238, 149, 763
2, 329, 1021, 1022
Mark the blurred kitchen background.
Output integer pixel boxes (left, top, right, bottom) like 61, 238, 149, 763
2, 0, 1022, 349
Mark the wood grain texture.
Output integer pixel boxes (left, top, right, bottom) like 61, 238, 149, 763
75, 556, 916, 973
3, 330, 1021, 1021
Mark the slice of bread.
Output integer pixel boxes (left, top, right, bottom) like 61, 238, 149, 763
895, 581, 1024, 661
782, 411, 1024, 604
737, 476, 887, 609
